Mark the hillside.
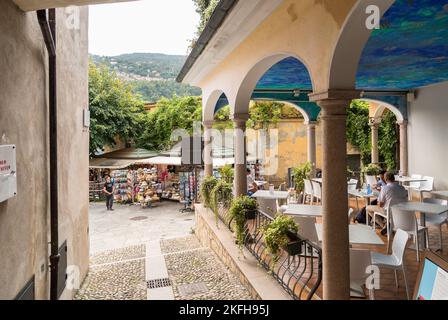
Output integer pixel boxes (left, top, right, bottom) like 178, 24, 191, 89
90, 53, 201, 102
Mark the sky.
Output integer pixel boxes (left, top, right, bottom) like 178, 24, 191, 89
88, 0, 200, 56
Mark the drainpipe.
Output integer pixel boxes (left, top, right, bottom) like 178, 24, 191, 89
37, 8, 59, 301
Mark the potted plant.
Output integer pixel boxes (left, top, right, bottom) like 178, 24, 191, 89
292, 162, 312, 201
210, 180, 234, 224
200, 176, 219, 208
261, 215, 300, 268
229, 196, 258, 250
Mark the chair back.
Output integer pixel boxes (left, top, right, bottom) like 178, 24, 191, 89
391, 205, 418, 233
257, 198, 278, 218
293, 216, 319, 243
420, 176, 434, 192
348, 208, 356, 223
409, 174, 422, 189
348, 179, 358, 192
365, 175, 377, 187
391, 229, 410, 266
304, 179, 313, 195
350, 249, 372, 283
278, 182, 287, 191
312, 181, 322, 199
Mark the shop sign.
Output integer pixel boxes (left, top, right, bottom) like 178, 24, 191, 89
0, 145, 17, 203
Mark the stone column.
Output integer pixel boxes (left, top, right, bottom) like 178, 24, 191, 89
399, 121, 408, 176
203, 121, 214, 177
309, 90, 360, 300
306, 121, 318, 177
232, 113, 249, 197
369, 118, 380, 164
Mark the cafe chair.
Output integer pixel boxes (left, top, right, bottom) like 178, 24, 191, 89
303, 179, 314, 205
311, 181, 322, 205
422, 198, 448, 252
371, 229, 411, 300
391, 205, 429, 262
404, 174, 422, 200
350, 249, 374, 299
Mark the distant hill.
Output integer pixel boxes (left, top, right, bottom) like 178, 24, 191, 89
90, 53, 201, 102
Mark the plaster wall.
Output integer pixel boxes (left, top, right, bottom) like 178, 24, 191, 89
408, 81, 448, 190
0, 2, 89, 299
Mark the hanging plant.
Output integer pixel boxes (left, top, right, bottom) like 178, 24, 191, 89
229, 196, 258, 250
218, 165, 234, 184
210, 180, 234, 225
261, 215, 299, 269
200, 176, 219, 208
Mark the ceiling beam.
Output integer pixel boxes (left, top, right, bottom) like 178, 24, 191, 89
13, 0, 138, 11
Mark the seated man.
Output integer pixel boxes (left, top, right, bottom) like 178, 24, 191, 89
366, 171, 408, 232
247, 168, 258, 196
354, 170, 386, 224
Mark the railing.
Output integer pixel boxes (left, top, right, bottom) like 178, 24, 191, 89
213, 204, 322, 300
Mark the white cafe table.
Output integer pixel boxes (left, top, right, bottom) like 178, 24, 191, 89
284, 204, 322, 217
315, 224, 384, 246
394, 202, 448, 227
251, 190, 290, 200
432, 191, 448, 200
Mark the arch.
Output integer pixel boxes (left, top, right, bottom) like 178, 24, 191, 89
233, 53, 315, 116
202, 89, 230, 123
329, 0, 395, 89
359, 98, 405, 124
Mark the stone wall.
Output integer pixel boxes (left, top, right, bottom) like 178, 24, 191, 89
0, 2, 89, 299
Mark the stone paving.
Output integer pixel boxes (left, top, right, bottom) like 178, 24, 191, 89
76, 203, 253, 300
75, 246, 146, 300
162, 236, 252, 300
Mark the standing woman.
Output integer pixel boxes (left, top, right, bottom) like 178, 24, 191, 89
103, 175, 115, 211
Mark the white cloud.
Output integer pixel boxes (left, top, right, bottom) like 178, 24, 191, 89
88, 0, 200, 56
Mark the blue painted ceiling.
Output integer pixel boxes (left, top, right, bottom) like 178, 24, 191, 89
256, 0, 448, 91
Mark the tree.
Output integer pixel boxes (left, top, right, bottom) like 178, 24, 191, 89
89, 62, 145, 157
136, 96, 202, 151
191, 0, 219, 47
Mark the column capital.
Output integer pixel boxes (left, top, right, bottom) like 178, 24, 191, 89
304, 120, 318, 127
203, 120, 214, 129
398, 120, 408, 127
231, 113, 250, 121
368, 117, 381, 128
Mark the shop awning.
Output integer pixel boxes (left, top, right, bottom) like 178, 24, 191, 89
95, 148, 159, 160
89, 158, 135, 170
135, 156, 182, 166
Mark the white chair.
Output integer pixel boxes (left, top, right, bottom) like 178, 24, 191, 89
391, 205, 429, 262
373, 197, 408, 253
311, 181, 322, 205
348, 179, 359, 209
371, 229, 411, 300
348, 208, 356, 224
303, 179, 314, 205
350, 249, 374, 299
412, 176, 434, 202
404, 174, 422, 200
423, 198, 448, 252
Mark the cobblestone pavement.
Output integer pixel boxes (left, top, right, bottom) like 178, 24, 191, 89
79, 204, 253, 300
75, 245, 147, 300
161, 236, 252, 300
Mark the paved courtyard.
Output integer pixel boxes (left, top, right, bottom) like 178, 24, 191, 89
76, 202, 252, 300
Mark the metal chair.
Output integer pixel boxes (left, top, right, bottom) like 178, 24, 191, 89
371, 229, 411, 300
